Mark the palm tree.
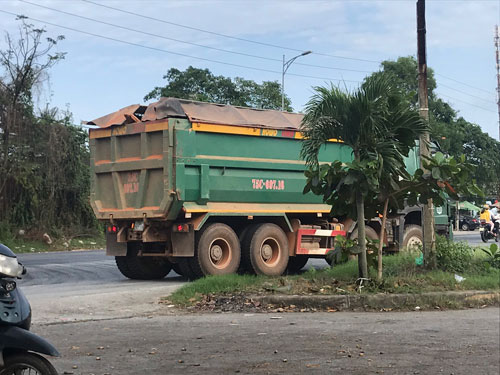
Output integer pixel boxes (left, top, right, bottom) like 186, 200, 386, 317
300, 74, 428, 278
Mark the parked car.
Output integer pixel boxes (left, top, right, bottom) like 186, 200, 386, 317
459, 216, 479, 231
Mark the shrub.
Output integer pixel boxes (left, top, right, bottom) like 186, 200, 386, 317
382, 254, 418, 277
0, 222, 13, 242
436, 236, 474, 273
481, 244, 500, 269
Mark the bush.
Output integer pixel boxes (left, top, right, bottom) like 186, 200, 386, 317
436, 236, 474, 273
382, 254, 418, 277
481, 244, 500, 269
0, 221, 13, 242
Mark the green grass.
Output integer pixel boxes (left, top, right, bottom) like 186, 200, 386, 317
461, 269, 500, 290
169, 274, 267, 305
169, 251, 500, 307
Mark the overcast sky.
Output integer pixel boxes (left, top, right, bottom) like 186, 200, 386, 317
1, 0, 498, 139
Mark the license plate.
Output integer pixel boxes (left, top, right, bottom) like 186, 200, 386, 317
479, 227, 484, 232
134, 221, 145, 232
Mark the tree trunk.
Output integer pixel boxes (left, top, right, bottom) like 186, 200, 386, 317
377, 198, 389, 281
356, 191, 368, 279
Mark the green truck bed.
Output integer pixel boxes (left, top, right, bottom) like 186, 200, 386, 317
88, 98, 353, 222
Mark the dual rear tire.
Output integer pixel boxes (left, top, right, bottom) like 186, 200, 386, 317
189, 222, 289, 278
115, 243, 172, 280
188, 223, 241, 278
286, 255, 309, 273
116, 222, 292, 279
241, 223, 289, 276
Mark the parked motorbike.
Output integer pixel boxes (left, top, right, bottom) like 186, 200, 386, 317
480, 219, 499, 243
0, 244, 59, 375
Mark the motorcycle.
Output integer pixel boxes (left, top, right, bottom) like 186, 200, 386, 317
479, 219, 499, 243
0, 244, 59, 375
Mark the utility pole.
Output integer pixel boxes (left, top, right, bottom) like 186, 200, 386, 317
495, 25, 500, 141
417, 0, 436, 268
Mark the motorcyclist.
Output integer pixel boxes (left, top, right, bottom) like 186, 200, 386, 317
480, 205, 493, 231
491, 205, 499, 235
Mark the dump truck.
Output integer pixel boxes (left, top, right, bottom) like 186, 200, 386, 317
88, 98, 450, 280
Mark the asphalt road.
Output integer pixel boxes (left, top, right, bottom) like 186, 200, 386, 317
17, 250, 123, 287
16, 250, 186, 324
453, 230, 484, 246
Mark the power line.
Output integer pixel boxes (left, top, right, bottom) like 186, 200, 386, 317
81, 0, 381, 64
80, 0, 496, 97
438, 82, 496, 105
19, 0, 496, 98
435, 72, 495, 95
0, 9, 362, 84
19, 0, 372, 74
439, 93, 497, 113
6, 2, 496, 112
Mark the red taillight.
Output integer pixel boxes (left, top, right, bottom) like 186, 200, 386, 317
174, 224, 189, 232
108, 225, 118, 233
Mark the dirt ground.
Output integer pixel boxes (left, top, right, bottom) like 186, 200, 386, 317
34, 307, 499, 375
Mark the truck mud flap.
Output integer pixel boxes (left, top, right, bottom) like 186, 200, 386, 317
171, 229, 195, 257
106, 232, 127, 256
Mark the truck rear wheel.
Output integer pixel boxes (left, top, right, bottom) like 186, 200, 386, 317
189, 223, 241, 277
243, 223, 289, 276
176, 257, 198, 280
286, 256, 309, 273
171, 261, 185, 277
349, 226, 379, 242
402, 225, 423, 252
115, 243, 172, 280
237, 226, 252, 274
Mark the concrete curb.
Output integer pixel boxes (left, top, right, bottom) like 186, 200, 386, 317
252, 290, 500, 311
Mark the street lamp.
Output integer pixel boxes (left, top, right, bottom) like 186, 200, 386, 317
281, 51, 312, 111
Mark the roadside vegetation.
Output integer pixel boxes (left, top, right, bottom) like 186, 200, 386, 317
1, 232, 105, 254
169, 240, 500, 307
0, 20, 99, 247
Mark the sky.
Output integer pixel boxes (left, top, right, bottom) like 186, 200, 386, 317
0, 0, 499, 140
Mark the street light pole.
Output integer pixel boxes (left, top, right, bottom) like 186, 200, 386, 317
281, 51, 312, 111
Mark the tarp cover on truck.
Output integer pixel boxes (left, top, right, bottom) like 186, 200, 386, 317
86, 97, 304, 130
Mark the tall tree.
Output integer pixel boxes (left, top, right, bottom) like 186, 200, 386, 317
0, 18, 65, 208
0, 19, 96, 235
373, 56, 437, 107
300, 75, 428, 278
145, 66, 292, 111
372, 56, 500, 197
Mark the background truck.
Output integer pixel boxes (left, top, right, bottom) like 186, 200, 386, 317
88, 98, 450, 280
